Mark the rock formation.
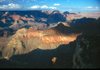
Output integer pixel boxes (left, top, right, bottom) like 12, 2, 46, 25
0, 11, 100, 68
73, 33, 100, 68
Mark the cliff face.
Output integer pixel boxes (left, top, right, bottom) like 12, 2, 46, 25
1, 27, 81, 58
73, 33, 100, 68
0, 25, 81, 68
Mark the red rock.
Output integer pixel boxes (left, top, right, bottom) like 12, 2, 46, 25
52, 57, 57, 64
24, 33, 43, 38
18, 20, 23, 23
9, 15, 20, 21
41, 36, 77, 43
2, 12, 8, 17
30, 15, 34, 18
2, 14, 7, 17
20, 16, 34, 21
58, 22, 70, 27
41, 10, 52, 15
25, 15, 28, 17
1, 18, 6, 23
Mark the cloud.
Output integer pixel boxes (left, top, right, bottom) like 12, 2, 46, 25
69, 9, 72, 11
0, 3, 21, 9
29, 5, 39, 9
41, 5, 49, 8
84, 6, 99, 11
29, 5, 56, 9
86, 6, 93, 8
54, 3, 60, 6
95, 7, 99, 9
50, 6, 56, 9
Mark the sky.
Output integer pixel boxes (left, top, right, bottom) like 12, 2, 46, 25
0, 0, 100, 12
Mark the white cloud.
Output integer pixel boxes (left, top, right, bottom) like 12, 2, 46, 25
84, 6, 99, 11
69, 9, 72, 11
41, 5, 49, 8
0, 3, 21, 9
50, 6, 56, 9
86, 6, 93, 8
54, 3, 60, 6
29, 5, 40, 9
29, 5, 56, 9
95, 7, 99, 9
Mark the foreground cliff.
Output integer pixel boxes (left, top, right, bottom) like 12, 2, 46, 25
73, 33, 100, 68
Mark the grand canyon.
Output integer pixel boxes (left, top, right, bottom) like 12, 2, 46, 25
0, 10, 100, 68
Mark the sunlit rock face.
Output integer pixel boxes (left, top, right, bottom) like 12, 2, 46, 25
66, 14, 84, 21
57, 22, 70, 27
8, 15, 35, 22
76, 12, 100, 19
20, 16, 34, 21
41, 10, 52, 15
0, 25, 81, 68
2, 12, 9, 17
9, 15, 20, 21
1, 18, 6, 23
18, 20, 23, 23
42, 36, 77, 43
1, 24, 82, 58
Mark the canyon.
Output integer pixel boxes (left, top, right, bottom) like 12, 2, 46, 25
0, 10, 100, 68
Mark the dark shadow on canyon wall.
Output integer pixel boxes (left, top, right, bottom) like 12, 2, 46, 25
47, 13, 66, 23
0, 10, 49, 18
0, 20, 12, 28
0, 41, 76, 68
53, 17, 100, 40
69, 17, 96, 26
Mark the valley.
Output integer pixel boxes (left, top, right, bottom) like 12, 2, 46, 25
0, 10, 100, 68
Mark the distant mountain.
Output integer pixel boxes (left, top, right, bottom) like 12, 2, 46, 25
1, 10, 99, 31
63, 11, 76, 15
67, 17, 96, 26
63, 11, 70, 14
